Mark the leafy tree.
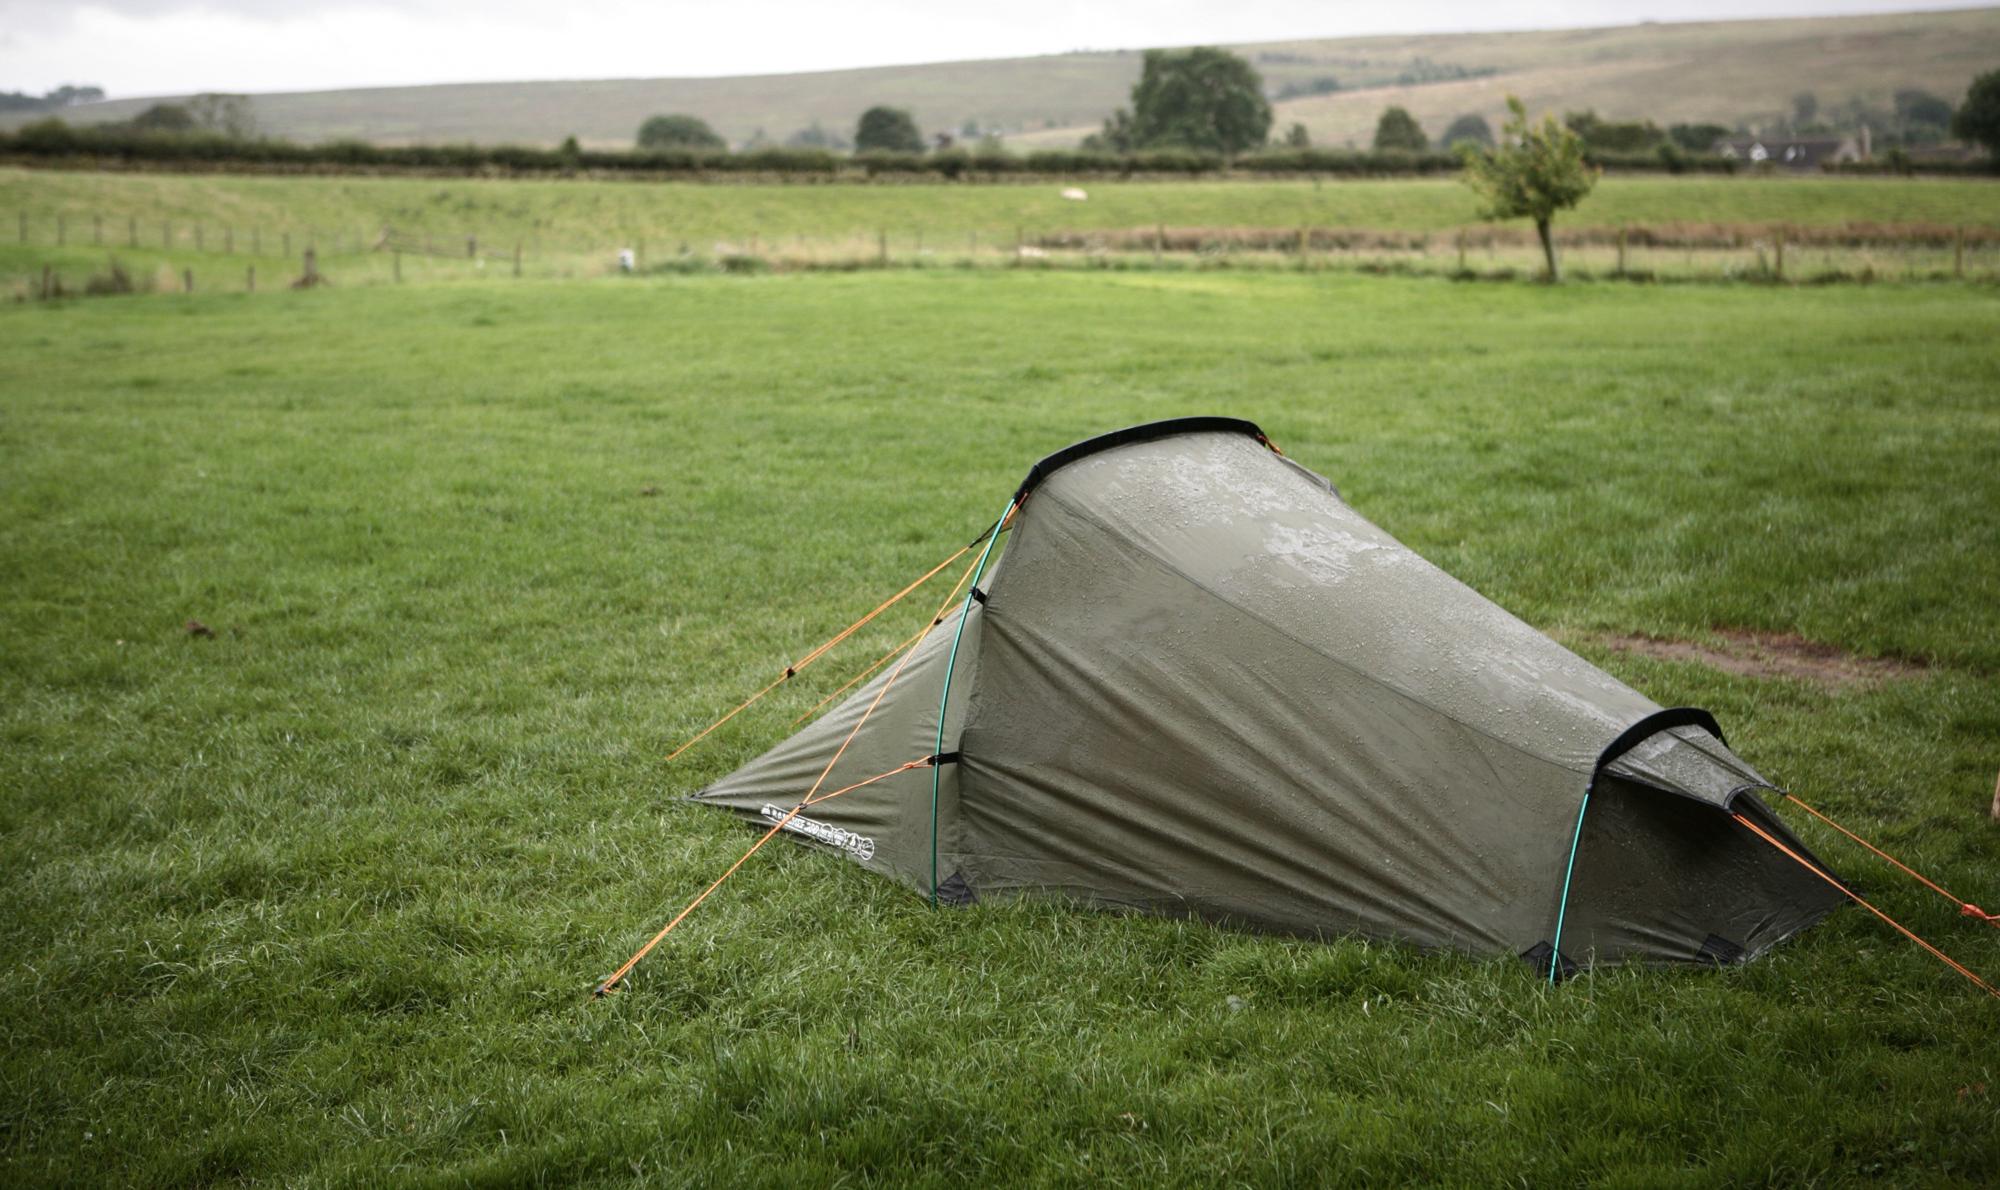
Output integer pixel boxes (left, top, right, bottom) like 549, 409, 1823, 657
1081, 108, 1134, 153
188, 93, 256, 139
1896, 88, 1954, 130
1953, 70, 2000, 157
1458, 96, 1599, 282
638, 114, 725, 151
1562, 108, 1661, 153
1273, 76, 1341, 101
855, 106, 924, 153
1104, 47, 1271, 156
1283, 122, 1311, 149
1792, 91, 1818, 127
44, 85, 104, 107
1373, 106, 1428, 152
1668, 122, 1730, 152
785, 122, 848, 150
129, 103, 195, 133
1439, 113, 1493, 148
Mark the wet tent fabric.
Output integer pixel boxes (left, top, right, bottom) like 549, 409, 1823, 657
692, 419, 1840, 970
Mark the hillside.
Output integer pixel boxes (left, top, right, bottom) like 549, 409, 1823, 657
7, 7, 1998, 150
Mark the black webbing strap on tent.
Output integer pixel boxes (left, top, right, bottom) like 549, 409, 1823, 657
1011, 417, 1270, 503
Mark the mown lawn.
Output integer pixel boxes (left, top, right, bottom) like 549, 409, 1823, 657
2, 271, 1998, 1184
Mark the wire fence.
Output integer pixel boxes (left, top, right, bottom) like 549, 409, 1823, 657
9, 211, 2000, 298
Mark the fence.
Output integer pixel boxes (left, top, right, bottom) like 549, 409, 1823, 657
10, 211, 2000, 298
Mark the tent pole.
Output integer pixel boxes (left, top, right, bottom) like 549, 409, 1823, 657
1548, 791, 1590, 985
931, 497, 1017, 906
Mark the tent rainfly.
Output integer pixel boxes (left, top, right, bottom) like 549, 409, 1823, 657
682, 418, 1845, 978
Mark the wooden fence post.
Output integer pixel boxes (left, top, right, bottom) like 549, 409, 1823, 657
183, 268, 194, 294
303, 248, 318, 285
467, 234, 477, 259
246, 265, 255, 293
512, 241, 521, 277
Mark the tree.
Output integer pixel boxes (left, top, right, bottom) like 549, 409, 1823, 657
1439, 113, 1493, 149
638, 114, 725, 151
785, 122, 848, 150
855, 106, 924, 153
1953, 69, 2000, 158
1458, 96, 1599, 282
1080, 108, 1134, 153
188, 93, 256, 138
128, 103, 195, 133
1792, 91, 1818, 128
44, 85, 105, 107
1283, 122, 1311, 149
1896, 88, 1954, 130
1124, 47, 1272, 156
1668, 122, 1730, 152
1372, 107, 1427, 152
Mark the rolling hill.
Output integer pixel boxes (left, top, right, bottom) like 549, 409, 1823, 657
7, 7, 1998, 151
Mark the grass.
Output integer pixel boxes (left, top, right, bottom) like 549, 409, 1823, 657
3, 8, 1992, 150
5, 167, 2000, 297
3, 269, 2000, 1183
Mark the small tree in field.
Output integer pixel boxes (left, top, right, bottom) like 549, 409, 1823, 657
638, 114, 725, 151
1372, 107, 1428, 152
855, 106, 925, 153
1458, 97, 1599, 282
1952, 69, 2000, 159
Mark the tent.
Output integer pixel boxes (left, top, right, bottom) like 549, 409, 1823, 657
690, 418, 1843, 975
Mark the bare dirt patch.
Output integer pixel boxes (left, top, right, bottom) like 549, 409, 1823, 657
1597, 629, 1927, 689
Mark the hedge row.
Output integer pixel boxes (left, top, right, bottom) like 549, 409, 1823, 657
3, 119, 1987, 179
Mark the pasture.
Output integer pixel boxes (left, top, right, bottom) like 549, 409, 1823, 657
3, 269, 1999, 1184
7, 168, 2000, 295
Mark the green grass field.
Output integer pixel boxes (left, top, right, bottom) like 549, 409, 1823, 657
7, 168, 2000, 296
4, 269, 2000, 1183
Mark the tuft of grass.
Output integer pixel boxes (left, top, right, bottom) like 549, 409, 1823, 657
2, 270, 1998, 1183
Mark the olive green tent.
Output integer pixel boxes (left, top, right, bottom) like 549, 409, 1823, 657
692, 418, 1841, 974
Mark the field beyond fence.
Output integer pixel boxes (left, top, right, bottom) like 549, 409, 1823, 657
12, 212, 2000, 298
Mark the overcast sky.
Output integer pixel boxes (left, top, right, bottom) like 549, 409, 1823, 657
2, 1, 1988, 99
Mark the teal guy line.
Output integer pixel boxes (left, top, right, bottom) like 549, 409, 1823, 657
931, 497, 1014, 907
1548, 787, 1591, 986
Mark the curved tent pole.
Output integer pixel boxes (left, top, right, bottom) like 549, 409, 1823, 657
931, 496, 1018, 907
1547, 706, 1726, 985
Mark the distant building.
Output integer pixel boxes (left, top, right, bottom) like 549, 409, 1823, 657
1718, 128, 1870, 169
